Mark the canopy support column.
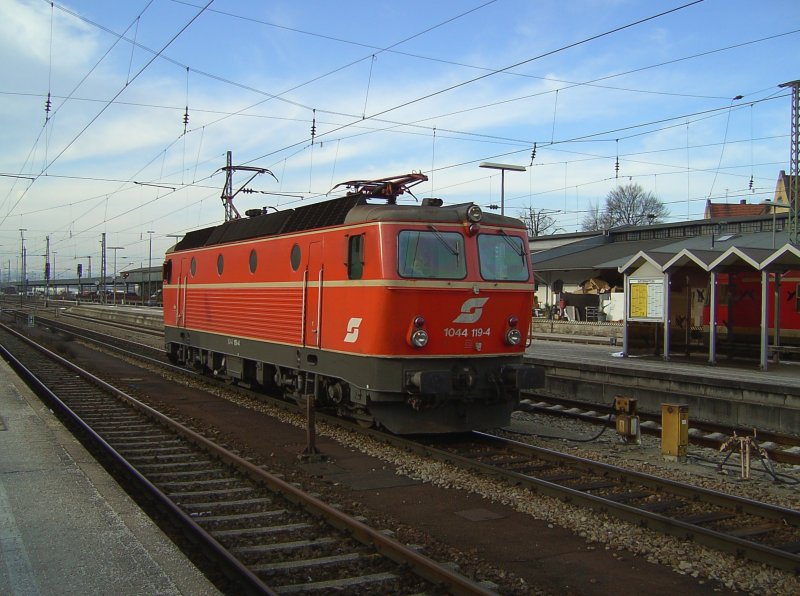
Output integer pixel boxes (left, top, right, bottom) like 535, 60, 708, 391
662, 271, 671, 361
760, 269, 769, 370
708, 271, 717, 366
622, 272, 629, 357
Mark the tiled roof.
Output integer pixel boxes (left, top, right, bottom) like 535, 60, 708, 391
706, 203, 767, 218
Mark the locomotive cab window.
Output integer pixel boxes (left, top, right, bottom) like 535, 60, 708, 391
348, 234, 364, 280
478, 233, 529, 281
398, 230, 465, 279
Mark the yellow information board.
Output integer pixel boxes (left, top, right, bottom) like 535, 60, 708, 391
628, 277, 664, 321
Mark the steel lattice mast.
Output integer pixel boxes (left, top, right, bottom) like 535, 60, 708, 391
780, 80, 800, 244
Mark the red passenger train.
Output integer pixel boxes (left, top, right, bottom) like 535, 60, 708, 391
702, 271, 800, 347
162, 174, 543, 433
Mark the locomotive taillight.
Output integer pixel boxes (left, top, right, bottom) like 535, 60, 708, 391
505, 315, 522, 345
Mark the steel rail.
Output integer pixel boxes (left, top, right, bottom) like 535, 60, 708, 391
0, 325, 273, 595
19, 309, 800, 572
0, 322, 493, 595
425, 431, 800, 572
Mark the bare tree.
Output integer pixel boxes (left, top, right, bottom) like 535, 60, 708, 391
518, 207, 558, 237
580, 201, 608, 231
582, 183, 668, 231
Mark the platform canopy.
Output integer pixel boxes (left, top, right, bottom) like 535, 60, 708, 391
617, 242, 800, 370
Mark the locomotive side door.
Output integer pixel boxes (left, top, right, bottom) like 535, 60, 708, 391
303, 241, 323, 347
176, 257, 190, 328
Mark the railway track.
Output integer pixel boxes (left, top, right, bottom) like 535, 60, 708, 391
406, 431, 800, 573
10, 310, 800, 575
0, 322, 494, 595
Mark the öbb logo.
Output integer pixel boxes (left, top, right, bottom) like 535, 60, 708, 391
453, 297, 489, 324
343, 317, 362, 343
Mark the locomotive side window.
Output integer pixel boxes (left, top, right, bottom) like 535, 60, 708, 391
217, 254, 224, 276
162, 259, 172, 283
348, 234, 364, 280
290, 244, 301, 271
477, 234, 529, 281
249, 249, 258, 274
398, 230, 465, 279
190, 257, 196, 276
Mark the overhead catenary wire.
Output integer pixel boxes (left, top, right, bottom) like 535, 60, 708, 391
5, 0, 793, 266
0, 0, 214, 228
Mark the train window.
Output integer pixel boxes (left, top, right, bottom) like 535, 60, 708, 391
348, 234, 364, 280
290, 244, 301, 271
217, 253, 224, 276
397, 230, 465, 279
249, 249, 258, 274
162, 259, 172, 283
477, 234, 529, 281
797, 284, 800, 313
190, 257, 196, 277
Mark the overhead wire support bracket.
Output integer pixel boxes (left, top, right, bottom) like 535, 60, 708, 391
219, 150, 278, 221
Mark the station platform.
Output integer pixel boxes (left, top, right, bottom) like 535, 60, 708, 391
525, 335, 800, 434
0, 359, 219, 595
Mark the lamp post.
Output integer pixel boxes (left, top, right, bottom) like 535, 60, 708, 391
108, 246, 124, 305
479, 162, 526, 216
19, 229, 26, 296
147, 230, 155, 305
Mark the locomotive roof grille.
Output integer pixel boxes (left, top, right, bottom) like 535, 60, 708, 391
173, 194, 366, 251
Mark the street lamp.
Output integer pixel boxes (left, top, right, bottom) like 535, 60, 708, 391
108, 246, 124, 305
479, 162, 526, 216
19, 229, 26, 295
147, 230, 155, 305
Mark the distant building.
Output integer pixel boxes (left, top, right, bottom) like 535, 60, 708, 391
700, 170, 796, 219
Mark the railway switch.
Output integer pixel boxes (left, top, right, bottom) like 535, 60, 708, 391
661, 403, 688, 462
614, 396, 640, 444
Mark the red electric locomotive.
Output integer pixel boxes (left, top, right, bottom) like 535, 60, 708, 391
162, 173, 543, 433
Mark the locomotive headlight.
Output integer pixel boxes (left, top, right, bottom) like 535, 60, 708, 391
410, 328, 429, 348
505, 328, 522, 346
466, 204, 483, 223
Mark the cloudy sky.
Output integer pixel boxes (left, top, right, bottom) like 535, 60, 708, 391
1, 0, 798, 281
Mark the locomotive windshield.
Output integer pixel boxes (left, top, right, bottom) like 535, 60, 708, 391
478, 233, 529, 281
398, 230, 466, 279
